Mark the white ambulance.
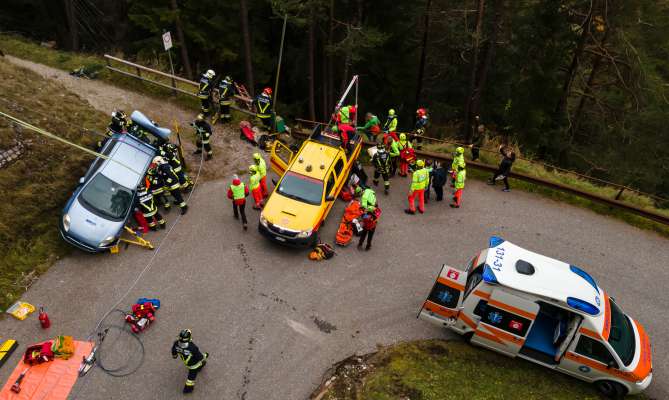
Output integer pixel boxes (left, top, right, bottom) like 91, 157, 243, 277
418, 237, 652, 398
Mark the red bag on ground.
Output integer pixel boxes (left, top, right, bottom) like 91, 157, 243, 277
24, 341, 54, 365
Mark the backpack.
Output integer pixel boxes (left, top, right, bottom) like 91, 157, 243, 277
24, 341, 54, 365
316, 243, 335, 259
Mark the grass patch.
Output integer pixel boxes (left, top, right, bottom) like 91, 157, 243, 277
0, 58, 108, 311
318, 339, 646, 400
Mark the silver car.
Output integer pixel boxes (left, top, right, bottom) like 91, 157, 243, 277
60, 112, 167, 252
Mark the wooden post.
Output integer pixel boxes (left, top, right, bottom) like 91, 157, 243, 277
615, 187, 625, 200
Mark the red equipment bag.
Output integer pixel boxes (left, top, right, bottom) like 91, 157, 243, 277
239, 120, 257, 145
339, 186, 353, 201
131, 302, 156, 320
23, 342, 54, 365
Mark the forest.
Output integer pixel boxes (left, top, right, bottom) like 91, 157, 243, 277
1, 0, 668, 200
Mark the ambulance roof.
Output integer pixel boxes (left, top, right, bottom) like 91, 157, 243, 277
483, 237, 604, 317
288, 140, 340, 180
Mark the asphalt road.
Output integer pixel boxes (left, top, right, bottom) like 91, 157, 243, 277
1, 168, 668, 400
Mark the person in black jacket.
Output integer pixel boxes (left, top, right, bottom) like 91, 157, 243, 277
488, 145, 516, 192
431, 161, 447, 201
172, 329, 208, 393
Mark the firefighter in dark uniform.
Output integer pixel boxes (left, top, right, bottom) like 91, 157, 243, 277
146, 162, 171, 212
155, 156, 188, 215
254, 87, 273, 129
97, 110, 128, 150
136, 178, 166, 230
217, 75, 236, 123
171, 329, 209, 394
197, 69, 216, 116
372, 146, 392, 195
413, 108, 429, 150
191, 114, 213, 160
159, 142, 192, 190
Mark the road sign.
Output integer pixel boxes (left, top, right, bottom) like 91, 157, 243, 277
162, 31, 173, 51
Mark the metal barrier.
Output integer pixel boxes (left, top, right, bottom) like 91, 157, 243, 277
103, 55, 668, 226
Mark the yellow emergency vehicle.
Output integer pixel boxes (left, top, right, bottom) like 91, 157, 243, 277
419, 237, 652, 398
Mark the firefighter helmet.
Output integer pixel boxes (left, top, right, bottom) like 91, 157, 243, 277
417, 159, 425, 168
204, 69, 215, 79
263, 87, 273, 96
178, 329, 192, 342
153, 156, 166, 165
376, 146, 386, 155
196, 114, 205, 122
388, 109, 395, 116
416, 108, 426, 117
224, 75, 232, 82
456, 146, 465, 154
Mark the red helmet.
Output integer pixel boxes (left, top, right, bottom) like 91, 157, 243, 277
416, 108, 426, 117
263, 87, 273, 96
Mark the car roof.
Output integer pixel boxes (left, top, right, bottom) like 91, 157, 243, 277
99, 134, 154, 189
483, 237, 604, 317
287, 140, 340, 180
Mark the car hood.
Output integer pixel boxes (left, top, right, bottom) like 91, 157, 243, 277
262, 193, 322, 232
65, 198, 125, 246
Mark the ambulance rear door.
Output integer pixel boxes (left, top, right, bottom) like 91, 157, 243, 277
470, 287, 539, 357
418, 264, 468, 328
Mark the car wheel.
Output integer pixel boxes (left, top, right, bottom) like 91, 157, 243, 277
463, 332, 474, 343
595, 380, 627, 399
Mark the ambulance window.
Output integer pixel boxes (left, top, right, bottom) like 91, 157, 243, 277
481, 305, 532, 337
574, 336, 617, 367
473, 300, 488, 317
463, 265, 483, 300
325, 173, 335, 195
334, 158, 344, 176
427, 282, 460, 309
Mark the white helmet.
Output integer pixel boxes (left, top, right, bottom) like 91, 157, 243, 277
205, 69, 215, 79
153, 156, 166, 165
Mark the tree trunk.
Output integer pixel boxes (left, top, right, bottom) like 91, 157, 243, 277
415, 0, 432, 105
170, 0, 193, 80
240, 0, 255, 96
470, 0, 501, 119
308, 14, 317, 121
555, 7, 593, 116
63, 0, 79, 51
462, 0, 485, 141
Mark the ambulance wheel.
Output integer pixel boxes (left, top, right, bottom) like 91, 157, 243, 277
595, 380, 627, 399
463, 332, 474, 343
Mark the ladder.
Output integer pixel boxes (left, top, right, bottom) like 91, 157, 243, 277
234, 83, 254, 111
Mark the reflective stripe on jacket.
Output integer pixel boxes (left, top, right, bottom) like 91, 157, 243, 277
231, 182, 246, 200
411, 168, 429, 191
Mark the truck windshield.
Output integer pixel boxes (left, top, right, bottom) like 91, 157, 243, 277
80, 173, 133, 220
608, 298, 635, 366
277, 171, 324, 205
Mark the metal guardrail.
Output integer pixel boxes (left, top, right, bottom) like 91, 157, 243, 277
103, 55, 668, 226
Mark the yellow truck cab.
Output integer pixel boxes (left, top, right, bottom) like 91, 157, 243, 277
419, 237, 652, 398
258, 125, 363, 246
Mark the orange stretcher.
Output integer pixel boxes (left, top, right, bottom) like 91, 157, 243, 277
0, 340, 93, 400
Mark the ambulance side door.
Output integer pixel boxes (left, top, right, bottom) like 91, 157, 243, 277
270, 140, 294, 176
418, 264, 468, 328
470, 288, 539, 357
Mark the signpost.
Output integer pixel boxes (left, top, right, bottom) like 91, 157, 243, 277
162, 31, 177, 94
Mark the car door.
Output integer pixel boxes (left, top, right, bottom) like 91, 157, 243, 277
470, 289, 539, 357
418, 264, 468, 327
558, 333, 620, 382
270, 141, 294, 176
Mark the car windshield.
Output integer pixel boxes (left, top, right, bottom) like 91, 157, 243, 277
608, 298, 636, 366
277, 171, 323, 205
80, 173, 133, 220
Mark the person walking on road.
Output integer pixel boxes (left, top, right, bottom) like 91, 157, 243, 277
358, 207, 379, 251
171, 329, 209, 394
405, 159, 429, 214
371, 146, 391, 195
228, 174, 249, 230
249, 165, 264, 210
361, 187, 377, 212
450, 165, 466, 208
253, 152, 269, 198
488, 145, 516, 192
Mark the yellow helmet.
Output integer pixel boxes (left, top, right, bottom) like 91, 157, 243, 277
456, 146, 465, 154
388, 109, 395, 116
399, 133, 406, 141
416, 159, 425, 167
249, 165, 258, 173
253, 152, 262, 160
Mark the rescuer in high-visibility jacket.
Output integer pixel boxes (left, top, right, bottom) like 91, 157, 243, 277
197, 69, 215, 116
450, 146, 466, 185
337, 105, 357, 125
136, 178, 166, 230
383, 109, 399, 141
249, 165, 264, 210
386, 135, 400, 177
451, 165, 466, 208
227, 174, 249, 230
216, 75, 236, 123
171, 329, 209, 394
372, 146, 391, 195
253, 152, 268, 197
361, 187, 377, 213
254, 87, 274, 129
405, 159, 429, 214
397, 133, 413, 177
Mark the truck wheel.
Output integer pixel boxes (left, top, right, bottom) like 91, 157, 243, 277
595, 380, 627, 399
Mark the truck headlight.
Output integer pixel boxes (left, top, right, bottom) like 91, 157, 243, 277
99, 235, 116, 247
62, 214, 71, 232
296, 229, 313, 238
259, 214, 268, 227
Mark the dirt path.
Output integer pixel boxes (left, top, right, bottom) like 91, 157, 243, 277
6, 55, 257, 181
